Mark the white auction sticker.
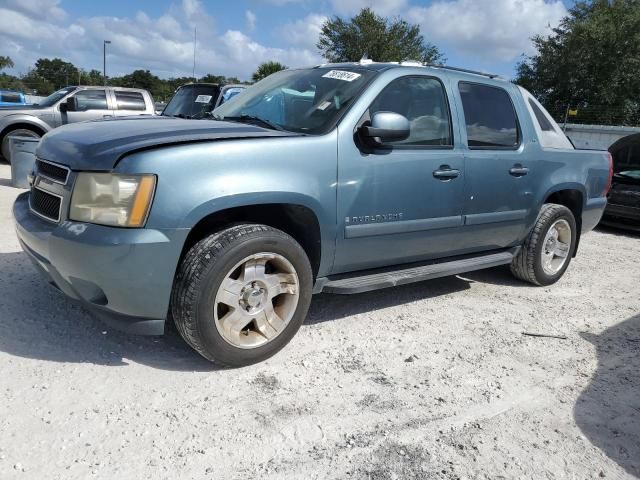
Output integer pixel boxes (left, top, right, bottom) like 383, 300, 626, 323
322, 70, 362, 82
194, 95, 213, 103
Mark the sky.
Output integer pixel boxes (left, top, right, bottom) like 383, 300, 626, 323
0, 0, 575, 82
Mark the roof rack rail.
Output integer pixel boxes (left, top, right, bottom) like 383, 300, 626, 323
425, 64, 501, 79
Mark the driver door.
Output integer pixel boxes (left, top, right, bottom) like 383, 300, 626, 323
333, 75, 466, 273
64, 89, 113, 124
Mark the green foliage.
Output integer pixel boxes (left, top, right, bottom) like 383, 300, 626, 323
0, 56, 14, 70
79, 69, 103, 86
34, 58, 79, 91
515, 0, 640, 126
252, 61, 287, 82
0, 56, 250, 100
317, 8, 444, 64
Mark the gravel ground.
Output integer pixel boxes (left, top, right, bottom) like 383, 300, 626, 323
0, 163, 638, 479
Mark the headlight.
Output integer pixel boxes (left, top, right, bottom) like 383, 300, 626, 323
70, 173, 156, 227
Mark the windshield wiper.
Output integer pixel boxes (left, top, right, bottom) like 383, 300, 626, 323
217, 115, 284, 131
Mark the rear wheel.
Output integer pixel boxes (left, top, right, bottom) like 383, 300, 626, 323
1, 127, 42, 163
511, 204, 577, 286
171, 224, 313, 367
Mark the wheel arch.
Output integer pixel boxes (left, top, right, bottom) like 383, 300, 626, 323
0, 119, 49, 139
542, 185, 585, 256
180, 201, 324, 279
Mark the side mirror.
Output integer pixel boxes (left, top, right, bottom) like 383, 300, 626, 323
361, 112, 410, 144
61, 97, 77, 113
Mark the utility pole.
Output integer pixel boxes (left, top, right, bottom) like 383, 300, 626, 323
103, 40, 111, 86
192, 27, 197, 83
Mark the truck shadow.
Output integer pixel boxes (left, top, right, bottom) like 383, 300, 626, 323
575, 314, 640, 477
0, 251, 216, 371
0, 251, 518, 370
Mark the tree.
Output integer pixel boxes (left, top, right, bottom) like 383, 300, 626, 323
317, 8, 444, 64
252, 61, 287, 82
34, 58, 79, 89
79, 69, 103, 86
515, 0, 640, 126
0, 56, 14, 71
20, 69, 54, 95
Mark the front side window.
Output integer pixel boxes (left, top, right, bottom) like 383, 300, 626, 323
369, 76, 452, 146
459, 82, 519, 148
115, 91, 146, 111
73, 89, 108, 111
213, 67, 377, 134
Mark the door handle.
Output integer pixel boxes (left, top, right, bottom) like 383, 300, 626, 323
103, 115, 113, 119
433, 165, 460, 180
509, 165, 529, 177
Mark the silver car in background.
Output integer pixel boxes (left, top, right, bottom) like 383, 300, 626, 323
0, 86, 155, 161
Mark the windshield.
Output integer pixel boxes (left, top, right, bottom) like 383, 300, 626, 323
212, 67, 377, 134
162, 84, 221, 118
38, 86, 77, 108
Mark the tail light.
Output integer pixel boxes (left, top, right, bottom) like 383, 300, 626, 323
604, 152, 613, 196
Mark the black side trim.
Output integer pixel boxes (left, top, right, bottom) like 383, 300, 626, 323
464, 209, 527, 226
345, 215, 463, 238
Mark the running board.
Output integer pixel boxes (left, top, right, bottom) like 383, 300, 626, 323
316, 249, 517, 295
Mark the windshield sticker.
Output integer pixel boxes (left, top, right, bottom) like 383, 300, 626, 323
194, 95, 213, 103
322, 70, 362, 82
316, 101, 332, 111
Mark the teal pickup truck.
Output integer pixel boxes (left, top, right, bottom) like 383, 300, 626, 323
13, 62, 612, 366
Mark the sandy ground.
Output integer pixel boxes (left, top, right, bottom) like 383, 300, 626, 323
0, 162, 638, 480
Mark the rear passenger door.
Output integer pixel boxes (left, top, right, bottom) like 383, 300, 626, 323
454, 81, 536, 250
112, 90, 149, 117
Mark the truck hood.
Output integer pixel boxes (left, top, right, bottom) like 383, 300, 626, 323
37, 116, 299, 170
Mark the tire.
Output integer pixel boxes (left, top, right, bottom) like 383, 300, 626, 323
1, 126, 43, 163
511, 203, 577, 286
171, 224, 313, 367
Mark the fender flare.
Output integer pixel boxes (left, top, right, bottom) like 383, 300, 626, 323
0, 115, 51, 137
182, 191, 329, 230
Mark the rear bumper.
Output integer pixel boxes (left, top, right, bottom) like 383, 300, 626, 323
13, 192, 189, 335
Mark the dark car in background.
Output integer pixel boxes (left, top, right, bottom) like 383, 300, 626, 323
601, 134, 640, 231
161, 83, 245, 119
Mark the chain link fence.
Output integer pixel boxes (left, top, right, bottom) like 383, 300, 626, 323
546, 104, 640, 128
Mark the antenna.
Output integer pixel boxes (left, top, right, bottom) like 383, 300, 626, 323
192, 26, 197, 82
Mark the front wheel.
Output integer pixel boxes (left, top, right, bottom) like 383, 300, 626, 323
171, 224, 313, 367
511, 204, 577, 286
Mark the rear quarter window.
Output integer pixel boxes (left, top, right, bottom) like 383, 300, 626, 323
528, 98, 554, 131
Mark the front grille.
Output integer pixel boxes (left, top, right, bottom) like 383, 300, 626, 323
30, 187, 62, 222
36, 160, 69, 184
